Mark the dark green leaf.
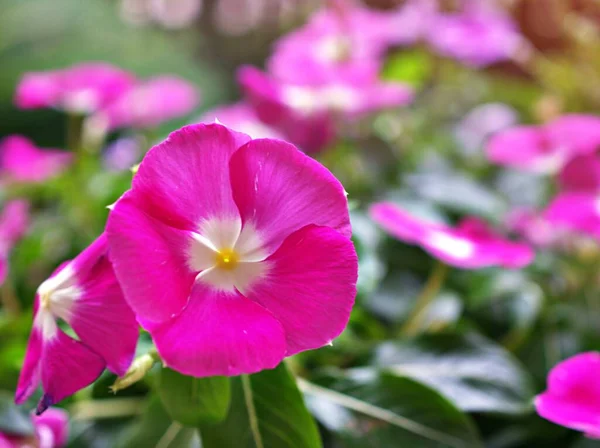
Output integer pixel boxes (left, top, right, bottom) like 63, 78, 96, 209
157, 368, 231, 426
116, 397, 200, 448
303, 371, 482, 448
200, 363, 322, 448
374, 332, 536, 414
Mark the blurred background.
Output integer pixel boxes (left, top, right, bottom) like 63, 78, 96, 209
3, 0, 600, 447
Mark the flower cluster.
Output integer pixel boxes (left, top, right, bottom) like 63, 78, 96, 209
487, 114, 600, 246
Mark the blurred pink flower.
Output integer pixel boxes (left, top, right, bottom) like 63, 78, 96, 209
486, 115, 600, 173
536, 352, 600, 439
0, 408, 68, 448
370, 202, 534, 269
0, 200, 30, 285
15, 63, 136, 114
544, 193, 600, 241
106, 123, 357, 377
0, 136, 72, 183
238, 65, 412, 152
506, 207, 559, 248
558, 154, 600, 193
267, 2, 390, 84
427, 2, 522, 67
15, 234, 138, 415
90, 76, 200, 132
378, 0, 438, 47
198, 102, 284, 140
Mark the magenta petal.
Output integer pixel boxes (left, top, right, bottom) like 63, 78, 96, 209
14, 73, 61, 109
153, 282, 286, 377
38, 330, 105, 414
535, 352, 600, 436
33, 408, 69, 448
247, 225, 357, 356
544, 193, 600, 241
69, 253, 138, 376
131, 123, 249, 229
15, 326, 43, 405
107, 193, 196, 329
230, 138, 351, 254
558, 154, 600, 193
369, 202, 428, 243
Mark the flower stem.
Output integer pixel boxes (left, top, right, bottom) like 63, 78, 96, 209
400, 262, 449, 337
241, 374, 264, 448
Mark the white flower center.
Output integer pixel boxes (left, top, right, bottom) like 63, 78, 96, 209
35, 265, 80, 340
188, 218, 269, 294
425, 230, 475, 259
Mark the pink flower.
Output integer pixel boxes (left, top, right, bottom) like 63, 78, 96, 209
544, 193, 600, 241
238, 66, 413, 152
0, 136, 72, 183
198, 102, 284, 140
15, 63, 136, 114
0, 408, 68, 448
377, 0, 438, 47
0, 200, 30, 285
486, 115, 600, 173
370, 202, 534, 269
15, 234, 138, 415
267, 3, 390, 85
535, 352, 600, 438
427, 3, 522, 67
90, 76, 200, 131
558, 154, 600, 193
106, 123, 357, 377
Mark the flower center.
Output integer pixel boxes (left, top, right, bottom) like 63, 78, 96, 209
215, 248, 239, 271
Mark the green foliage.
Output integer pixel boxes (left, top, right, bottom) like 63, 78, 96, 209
157, 368, 231, 426
200, 363, 322, 448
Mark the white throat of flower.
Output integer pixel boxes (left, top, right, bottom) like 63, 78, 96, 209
187, 218, 269, 294
35, 265, 80, 340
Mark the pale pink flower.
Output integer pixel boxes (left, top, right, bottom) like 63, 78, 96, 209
370, 202, 534, 269
427, 2, 522, 67
14, 63, 136, 114
505, 208, 558, 248
0, 200, 30, 285
106, 123, 357, 377
90, 76, 200, 131
486, 115, 600, 173
15, 234, 138, 415
0, 408, 68, 448
198, 102, 284, 140
536, 352, 600, 439
0, 136, 72, 183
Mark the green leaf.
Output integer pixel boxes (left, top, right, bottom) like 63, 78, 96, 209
200, 363, 322, 448
382, 50, 434, 88
374, 332, 536, 414
303, 371, 482, 448
0, 392, 34, 437
157, 368, 231, 426
117, 397, 200, 448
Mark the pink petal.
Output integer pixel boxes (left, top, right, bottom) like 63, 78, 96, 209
247, 225, 357, 356
0, 200, 30, 245
198, 102, 284, 140
547, 114, 600, 155
38, 330, 105, 415
15, 326, 43, 405
369, 202, 429, 243
535, 353, 600, 436
229, 138, 351, 254
0, 136, 72, 183
33, 408, 69, 448
152, 282, 286, 377
68, 237, 138, 376
14, 72, 61, 109
106, 193, 196, 329
544, 193, 600, 241
130, 123, 249, 230
558, 154, 600, 193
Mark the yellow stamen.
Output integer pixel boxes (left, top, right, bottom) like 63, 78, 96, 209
215, 248, 239, 271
